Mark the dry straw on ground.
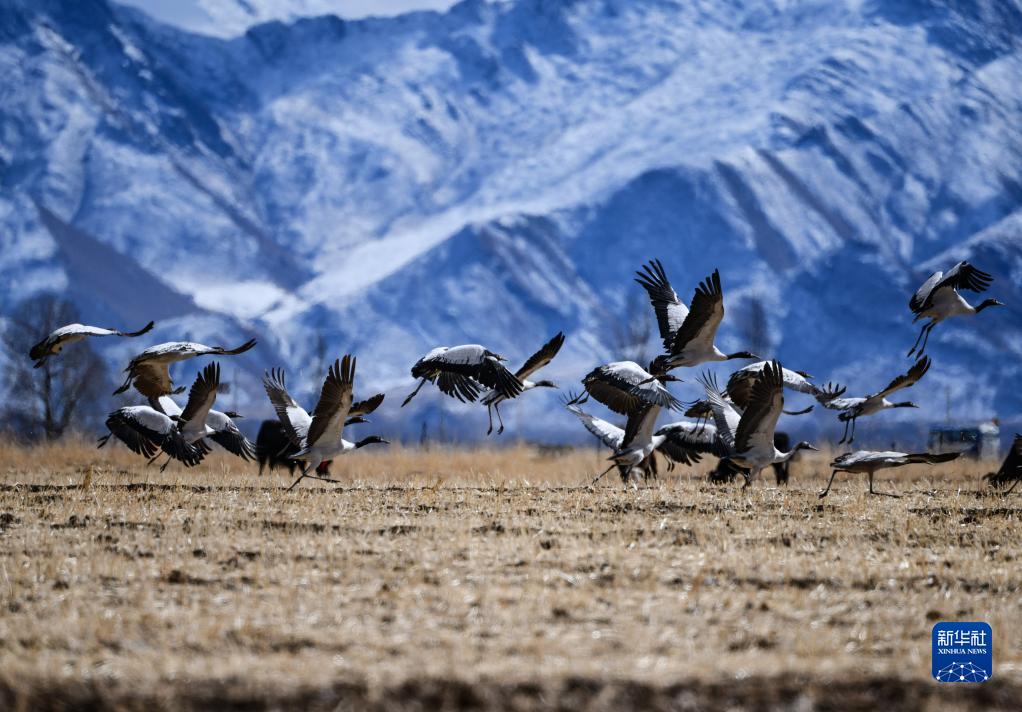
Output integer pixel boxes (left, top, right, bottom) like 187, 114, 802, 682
0, 440, 1018, 710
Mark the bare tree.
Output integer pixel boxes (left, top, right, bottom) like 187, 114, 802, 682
1, 295, 109, 440
609, 289, 654, 366
734, 296, 772, 358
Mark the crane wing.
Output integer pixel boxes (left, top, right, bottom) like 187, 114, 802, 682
909, 270, 943, 314
655, 421, 721, 464
634, 259, 689, 351
179, 362, 220, 428
350, 392, 385, 417
733, 360, 784, 454
621, 405, 660, 450
129, 361, 175, 398
515, 332, 565, 380
671, 270, 725, 356
871, 355, 930, 400
207, 413, 257, 461
699, 371, 741, 452
262, 368, 311, 447
305, 356, 355, 448
563, 396, 624, 450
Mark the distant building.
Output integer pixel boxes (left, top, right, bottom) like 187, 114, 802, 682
928, 420, 1000, 460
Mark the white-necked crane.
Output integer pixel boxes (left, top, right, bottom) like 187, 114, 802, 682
114, 338, 257, 398
29, 320, 154, 368
820, 450, 962, 498
263, 356, 387, 491
480, 332, 564, 435
701, 360, 817, 488
580, 360, 683, 415
634, 259, 757, 373
984, 434, 1022, 494
563, 392, 717, 482
818, 356, 930, 444
401, 344, 523, 407
98, 363, 235, 470
908, 261, 1002, 357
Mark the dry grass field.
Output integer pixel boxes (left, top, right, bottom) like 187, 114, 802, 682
0, 439, 1019, 710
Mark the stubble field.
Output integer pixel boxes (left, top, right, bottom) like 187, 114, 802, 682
0, 441, 1019, 710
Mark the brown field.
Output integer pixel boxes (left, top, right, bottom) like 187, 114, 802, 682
0, 440, 1019, 710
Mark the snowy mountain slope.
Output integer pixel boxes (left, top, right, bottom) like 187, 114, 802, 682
1, 0, 1020, 443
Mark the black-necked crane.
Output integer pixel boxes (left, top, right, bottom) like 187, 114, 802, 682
820, 450, 962, 498
480, 332, 564, 434
97, 363, 234, 470
148, 378, 256, 463
98, 405, 204, 467
984, 434, 1022, 494
263, 356, 387, 491
701, 360, 817, 488
684, 362, 844, 429
401, 344, 523, 408
563, 392, 716, 485
653, 420, 721, 472
114, 338, 257, 398
634, 259, 757, 372
29, 320, 154, 368
580, 360, 682, 415
727, 361, 844, 411
908, 261, 1002, 357
818, 356, 930, 444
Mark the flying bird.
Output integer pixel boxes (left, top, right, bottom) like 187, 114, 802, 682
113, 338, 257, 398
401, 344, 523, 408
820, 450, 962, 498
480, 332, 564, 435
726, 361, 843, 411
97, 364, 240, 470
563, 392, 716, 485
700, 360, 817, 488
634, 259, 757, 372
908, 261, 1002, 357
818, 356, 930, 444
580, 360, 682, 415
263, 356, 387, 490
29, 320, 154, 368
984, 434, 1022, 494
684, 363, 843, 429
98, 405, 204, 467
148, 377, 256, 463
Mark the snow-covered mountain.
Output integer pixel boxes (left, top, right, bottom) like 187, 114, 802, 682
1, 0, 1020, 443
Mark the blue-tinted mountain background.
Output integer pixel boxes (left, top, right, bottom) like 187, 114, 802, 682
1, 0, 1020, 444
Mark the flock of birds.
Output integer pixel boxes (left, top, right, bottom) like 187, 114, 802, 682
26, 258, 1019, 496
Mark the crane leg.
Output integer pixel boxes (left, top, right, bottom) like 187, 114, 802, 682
286, 464, 313, 492
907, 322, 928, 356
916, 322, 936, 357
1003, 478, 1020, 495
819, 469, 840, 498
868, 472, 900, 498
486, 404, 494, 435
590, 463, 617, 487
158, 454, 174, 473
495, 403, 505, 435
838, 418, 850, 444
847, 416, 857, 444
401, 378, 428, 408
